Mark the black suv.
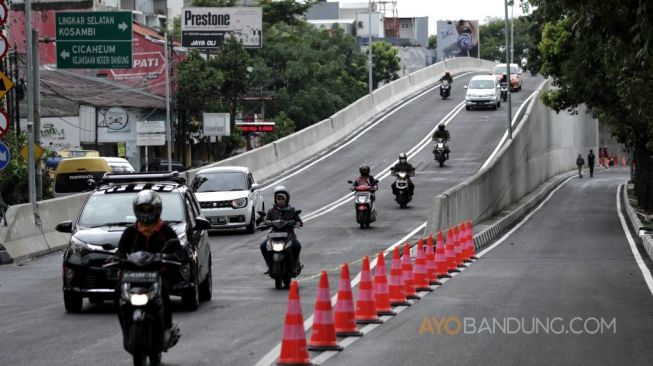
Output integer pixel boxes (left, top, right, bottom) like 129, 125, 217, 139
56, 172, 213, 313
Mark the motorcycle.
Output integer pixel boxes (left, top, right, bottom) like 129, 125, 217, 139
440, 80, 451, 99
391, 170, 414, 208
500, 81, 508, 102
258, 209, 302, 289
433, 138, 449, 167
104, 244, 181, 366
348, 181, 377, 229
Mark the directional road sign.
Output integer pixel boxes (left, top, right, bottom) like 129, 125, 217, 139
55, 11, 133, 69
0, 109, 9, 138
0, 70, 14, 100
0, 141, 10, 171
0, 2, 7, 27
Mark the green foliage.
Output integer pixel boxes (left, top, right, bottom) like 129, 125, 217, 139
259, 0, 318, 26
0, 133, 29, 205
428, 35, 437, 49
259, 112, 296, 145
479, 16, 537, 64
370, 41, 401, 89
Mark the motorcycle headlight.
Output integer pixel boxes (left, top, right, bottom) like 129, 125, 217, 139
272, 243, 285, 252
130, 293, 149, 306
69, 236, 89, 256
232, 197, 247, 209
356, 196, 366, 203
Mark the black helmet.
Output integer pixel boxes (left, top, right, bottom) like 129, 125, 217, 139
438, 124, 445, 131
273, 185, 290, 206
133, 189, 162, 225
359, 164, 370, 176
399, 153, 407, 163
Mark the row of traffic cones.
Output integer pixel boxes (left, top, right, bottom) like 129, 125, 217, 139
277, 220, 477, 365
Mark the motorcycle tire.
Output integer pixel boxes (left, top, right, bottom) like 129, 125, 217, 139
273, 262, 284, 289
130, 323, 147, 366
149, 352, 162, 366
439, 160, 445, 168
133, 352, 147, 366
283, 274, 292, 288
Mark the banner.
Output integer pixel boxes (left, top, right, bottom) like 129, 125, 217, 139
436, 20, 479, 61
181, 7, 262, 48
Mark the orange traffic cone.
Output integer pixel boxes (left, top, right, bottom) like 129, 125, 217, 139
308, 271, 343, 351
373, 252, 396, 316
334, 263, 363, 337
467, 221, 478, 260
434, 230, 451, 278
278, 281, 312, 366
355, 256, 383, 324
462, 221, 473, 263
402, 243, 420, 299
425, 234, 441, 285
454, 224, 467, 268
445, 228, 460, 273
413, 239, 434, 292
388, 246, 411, 306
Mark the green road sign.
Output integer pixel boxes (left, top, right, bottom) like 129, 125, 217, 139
56, 11, 132, 69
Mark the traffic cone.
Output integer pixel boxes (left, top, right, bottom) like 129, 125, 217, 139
622, 157, 626, 166
402, 243, 420, 299
388, 246, 411, 306
334, 263, 363, 337
355, 256, 383, 324
308, 271, 343, 351
461, 221, 472, 263
467, 220, 478, 260
413, 239, 434, 292
373, 252, 396, 316
434, 230, 451, 278
454, 224, 467, 268
425, 234, 441, 285
445, 228, 460, 273
278, 281, 312, 366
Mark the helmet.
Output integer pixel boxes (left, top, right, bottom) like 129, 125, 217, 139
438, 124, 445, 131
133, 189, 162, 225
398, 153, 407, 163
445, 71, 451, 76
359, 164, 370, 176
273, 185, 290, 206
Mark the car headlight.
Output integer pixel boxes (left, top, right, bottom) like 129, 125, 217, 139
231, 197, 247, 209
69, 236, 89, 256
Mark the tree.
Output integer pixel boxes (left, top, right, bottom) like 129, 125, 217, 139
478, 16, 536, 63
428, 35, 437, 50
259, 112, 296, 145
259, 0, 318, 26
370, 41, 401, 89
531, 0, 653, 210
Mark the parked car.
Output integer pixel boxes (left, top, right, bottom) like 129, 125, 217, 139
492, 63, 522, 91
191, 166, 265, 234
56, 171, 212, 313
53, 157, 111, 198
103, 157, 135, 173
464, 75, 501, 110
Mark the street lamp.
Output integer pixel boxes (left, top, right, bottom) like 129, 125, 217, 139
504, 0, 513, 139
145, 33, 173, 172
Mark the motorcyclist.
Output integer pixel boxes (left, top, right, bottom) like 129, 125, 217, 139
353, 164, 378, 205
432, 123, 451, 159
116, 189, 185, 344
440, 71, 453, 84
390, 153, 415, 197
260, 186, 303, 276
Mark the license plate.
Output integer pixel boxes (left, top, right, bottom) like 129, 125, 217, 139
268, 232, 288, 239
122, 271, 158, 283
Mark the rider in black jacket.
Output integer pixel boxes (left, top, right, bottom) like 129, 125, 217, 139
390, 153, 415, 196
260, 186, 303, 275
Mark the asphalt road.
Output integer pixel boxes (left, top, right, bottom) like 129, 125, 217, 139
0, 72, 544, 366
324, 168, 653, 366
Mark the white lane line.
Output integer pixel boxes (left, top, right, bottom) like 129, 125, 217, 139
262, 73, 476, 192
252, 223, 426, 366
480, 79, 548, 171
476, 176, 575, 258
616, 184, 653, 296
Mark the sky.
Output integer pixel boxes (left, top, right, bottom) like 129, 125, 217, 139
336, 0, 529, 35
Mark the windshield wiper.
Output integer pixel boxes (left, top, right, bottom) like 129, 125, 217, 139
87, 222, 133, 228
229, 188, 245, 191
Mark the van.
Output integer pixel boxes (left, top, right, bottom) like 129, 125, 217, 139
464, 75, 501, 110
53, 157, 111, 197
103, 157, 135, 173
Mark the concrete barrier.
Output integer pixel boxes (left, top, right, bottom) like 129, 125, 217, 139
426, 79, 598, 238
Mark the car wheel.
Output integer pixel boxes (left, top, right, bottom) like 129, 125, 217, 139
492, 103, 498, 110
182, 267, 200, 311
466, 105, 470, 111
245, 209, 256, 234
199, 258, 212, 302
497, 101, 501, 108
64, 292, 83, 313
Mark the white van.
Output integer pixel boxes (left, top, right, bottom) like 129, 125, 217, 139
103, 157, 135, 173
464, 75, 501, 110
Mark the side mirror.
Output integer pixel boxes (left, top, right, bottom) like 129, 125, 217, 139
56, 221, 73, 233
194, 217, 211, 231
347, 180, 353, 184
251, 183, 260, 192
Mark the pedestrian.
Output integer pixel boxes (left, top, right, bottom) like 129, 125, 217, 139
587, 149, 595, 177
576, 154, 585, 178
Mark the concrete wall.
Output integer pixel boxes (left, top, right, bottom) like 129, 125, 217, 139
426, 79, 598, 234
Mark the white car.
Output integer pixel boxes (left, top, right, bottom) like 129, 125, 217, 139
464, 74, 501, 110
191, 166, 265, 233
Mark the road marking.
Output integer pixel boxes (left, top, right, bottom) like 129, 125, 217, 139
252, 223, 426, 366
616, 184, 653, 296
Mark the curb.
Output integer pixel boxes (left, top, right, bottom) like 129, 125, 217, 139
621, 183, 653, 260
0, 243, 13, 264
471, 170, 577, 251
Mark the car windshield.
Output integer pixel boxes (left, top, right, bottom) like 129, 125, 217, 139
193, 172, 248, 192
77, 192, 184, 227
469, 80, 495, 89
493, 65, 518, 74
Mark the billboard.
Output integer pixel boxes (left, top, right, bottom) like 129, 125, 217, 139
436, 20, 480, 61
181, 7, 262, 48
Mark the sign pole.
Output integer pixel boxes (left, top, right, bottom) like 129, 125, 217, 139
164, 32, 172, 172
25, 0, 36, 204
33, 29, 42, 200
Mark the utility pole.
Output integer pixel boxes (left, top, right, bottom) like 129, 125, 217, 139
504, 0, 513, 140
368, 0, 373, 94
33, 29, 42, 200
164, 32, 172, 172
25, 0, 36, 204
